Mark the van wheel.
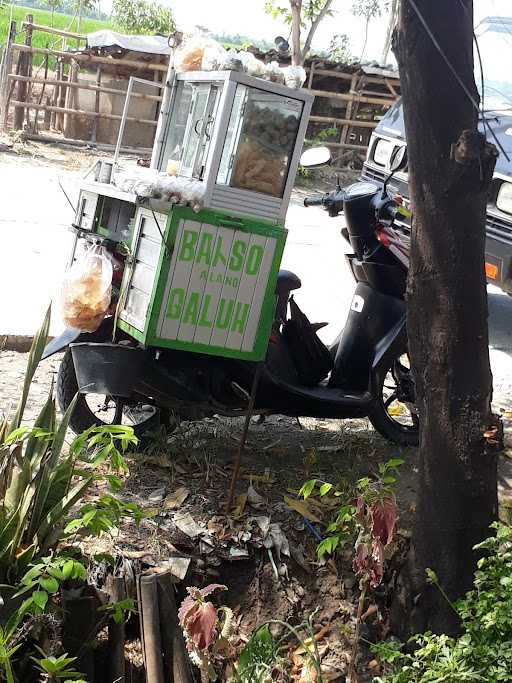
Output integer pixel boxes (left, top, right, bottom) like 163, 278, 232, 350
369, 352, 419, 447
57, 349, 168, 445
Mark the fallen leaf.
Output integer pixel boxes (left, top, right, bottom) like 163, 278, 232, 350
263, 523, 290, 561
148, 486, 167, 503
284, 496, 323, 524
164, 486, 190, 510
174, 512, 203, 538
247, 484, 265, 509
232, 493, 248, 518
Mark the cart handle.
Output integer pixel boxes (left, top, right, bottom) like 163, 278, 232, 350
218, 217, 244, 229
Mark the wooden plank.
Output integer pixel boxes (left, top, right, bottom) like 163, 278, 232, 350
8, 73, 163, 102
11, 43, 169, 72
308, 87, 395, 107
10, 99, 159, 125
310, 114, 378, 128
22, 21, 84, 40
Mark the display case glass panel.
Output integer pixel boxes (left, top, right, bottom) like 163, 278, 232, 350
216, 84, 303, 198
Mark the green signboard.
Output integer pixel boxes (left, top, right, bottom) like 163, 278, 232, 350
118, 206, 287, 361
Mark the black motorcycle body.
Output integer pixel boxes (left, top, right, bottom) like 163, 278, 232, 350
45, 179, 417, 446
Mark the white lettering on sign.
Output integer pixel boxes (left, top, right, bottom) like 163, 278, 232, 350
158, 219, 276, 353
351, 294, 365, 313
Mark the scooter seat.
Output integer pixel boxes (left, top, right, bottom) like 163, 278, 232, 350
275, 270, 301, 322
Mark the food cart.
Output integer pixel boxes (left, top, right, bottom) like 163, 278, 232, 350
69, 58, 314, 361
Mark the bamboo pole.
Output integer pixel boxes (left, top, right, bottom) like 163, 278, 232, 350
13, 15, 32, 130
11, 43, 169, 72
91, 66, 101, 142
156, 573, 194, 683
308, 87, 395, 107
8, 73, 163, 102
24, 131, 153, 154
10, 99, 159, 125
50, 59, 61, 129
22, 21, 85, 40
107, 577, 126, 683
0, 20, 16, 132
63, 60, 78, 137
340, 73, 359, 148
137, 574, 165, 683
310, 114, 377, 128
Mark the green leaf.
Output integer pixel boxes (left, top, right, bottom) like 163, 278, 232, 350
299, 479, 316, 499
386, 458, 405, 469
10, 304, 51, 431
62, 560, 75, 580
317, 535, 340, 557
319, 482, 333, 496
40, 576, 59, 594
32, 590, 48, 610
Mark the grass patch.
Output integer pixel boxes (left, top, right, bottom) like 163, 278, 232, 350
0, 5, 111, 66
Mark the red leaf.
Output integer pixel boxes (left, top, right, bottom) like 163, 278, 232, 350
370, 497, 398, 546
355, 496, 366, 522
177, 584, 227, 651
353, 541, 369, 575
369, 540, 384, 588
183, 600, 218, 650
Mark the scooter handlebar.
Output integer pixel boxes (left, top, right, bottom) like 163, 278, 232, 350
304, 195, 326, 207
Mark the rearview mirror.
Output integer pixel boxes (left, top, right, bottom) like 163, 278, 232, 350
390, 145, 407, 173
300, 146, 331, 168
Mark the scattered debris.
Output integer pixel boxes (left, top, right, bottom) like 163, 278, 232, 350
164, 486, 190, 510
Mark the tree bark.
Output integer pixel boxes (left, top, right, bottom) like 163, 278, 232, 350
301, 0, 335, 64
290, 0, 302, 66
392, 0, 499, 635
381, 0, 399, 64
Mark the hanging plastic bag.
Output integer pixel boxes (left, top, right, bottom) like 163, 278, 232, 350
61, 244, 113, 332
282, 65, 307, 89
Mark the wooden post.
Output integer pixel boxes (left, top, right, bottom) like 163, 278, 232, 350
13, 14, 32, 130
106, 577, 126, 683
57, 64, 67, 131
50, 60, 62, 129
156, 573, 194, 683
91, 66, 102, 143
137, 574, 165, 683
0, 21, 17, 132
339, 72, 359, 148
64, 60, 78, 137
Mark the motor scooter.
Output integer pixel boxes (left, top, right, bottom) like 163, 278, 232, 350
43, 146, 418, 446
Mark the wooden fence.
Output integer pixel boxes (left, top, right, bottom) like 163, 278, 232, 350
0, 16, 400, 159
0, 15, 166, 149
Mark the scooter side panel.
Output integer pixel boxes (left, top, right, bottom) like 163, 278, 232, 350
329, 283, 405, 391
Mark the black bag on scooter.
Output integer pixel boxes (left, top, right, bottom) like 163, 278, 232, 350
282, 296, 333, 386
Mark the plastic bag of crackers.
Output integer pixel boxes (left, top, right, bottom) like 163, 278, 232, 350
61, 245, 113, 332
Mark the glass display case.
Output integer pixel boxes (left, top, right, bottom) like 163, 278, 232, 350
152, 70, 313, 224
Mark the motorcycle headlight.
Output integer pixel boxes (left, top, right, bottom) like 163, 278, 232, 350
373, 138, 394, 167
497, 182, 512, 216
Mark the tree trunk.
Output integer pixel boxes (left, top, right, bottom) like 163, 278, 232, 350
392, 0, 499, 635
290, 0, 302, 66
381, 0, 398, 64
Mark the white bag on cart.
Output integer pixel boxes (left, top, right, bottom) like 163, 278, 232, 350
61, 245, 113, 332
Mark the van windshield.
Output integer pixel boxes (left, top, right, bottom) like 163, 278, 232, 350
477, 18, 512, 112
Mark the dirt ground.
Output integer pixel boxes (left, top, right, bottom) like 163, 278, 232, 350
0, 348, 420, 681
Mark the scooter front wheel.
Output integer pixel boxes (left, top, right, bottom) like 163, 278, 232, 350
369, 352, 419, 447
57, 349, 169, 445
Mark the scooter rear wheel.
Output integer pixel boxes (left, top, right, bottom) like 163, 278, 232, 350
57, 349, 168, 445
369, 352, 419, 447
